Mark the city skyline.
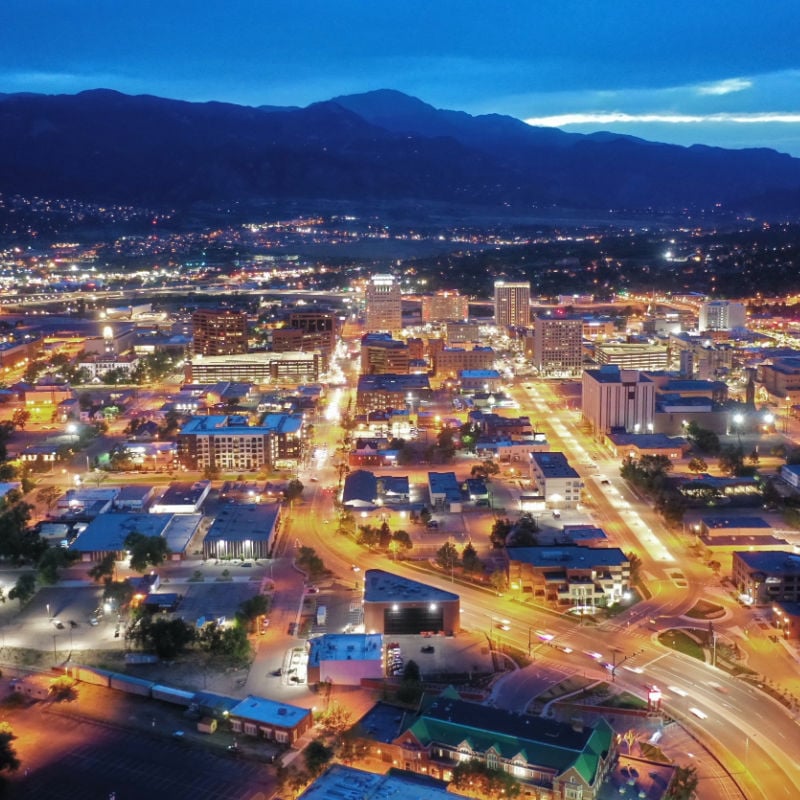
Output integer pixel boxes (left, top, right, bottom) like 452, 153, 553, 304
3, 1, 800, 155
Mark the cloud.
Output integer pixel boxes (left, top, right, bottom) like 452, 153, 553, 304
696, 77, 752, 96
524, 111, 800, 127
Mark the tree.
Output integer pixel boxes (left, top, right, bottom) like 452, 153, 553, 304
132, 616, 195, 659
489, 518, 512, 549
627, 552, 643, 585
38, 545, 77, 585
11, 408, 30, 430
317, 700, 352, 737
356, 525, 381, 549
461, 541, 483, 575
489, 569, 508, 594
236, 594, 269, 631
296, 545, 325, 579
685, 422, 720, 455
103, 579, 134, 611
0, 722, 20, 775
718, 445, 744, 477
304, 739, 333, 777
49, 675, 78, 701
435, 541, 460, 572
8, 573, 36, 606
687, 457, 707, 475
36, 485, 62, 511
666, 764, 699, 799
450, 759, 521, 800
284, 479, 304, 503
389, 529, 413, 558
88, 552, 117, 583
507, 513, 539, 547
124, 531, 169, 572
198, 622, 252, 662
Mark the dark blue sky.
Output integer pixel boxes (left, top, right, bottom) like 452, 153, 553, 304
4, 1, 800, 154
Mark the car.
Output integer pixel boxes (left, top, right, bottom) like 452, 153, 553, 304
475, 499, 490, 507
172, 730, 185, 740
270, 668, 283, 677
68, 620, 78, 628
600, 479, 611, 486
421, 645, 435, 654
305, 586, 319, 594
241, 562, 253, 568
688, 707, 708, 720
552, 509, 561, 518
89, 617, 99, 626
54, 620, 65, 630
351, 565, 361, 572
426, 520, 439, 529
287, 622, 298, 636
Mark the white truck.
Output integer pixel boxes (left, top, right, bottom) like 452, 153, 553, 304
316, 605, 327, 626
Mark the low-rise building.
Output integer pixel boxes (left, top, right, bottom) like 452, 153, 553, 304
306, 633, 384, 685
228, 694, 312, 745
69, 513, 202, 562
529, 452, 582, 509
732, 551, 800, 605
363, 569, 460, 636
427, 471, 462, 511
202, 503, 279, 560
605, 432, 689, 460
508, 545, 630, 608
150, 481, 211, 514
391, 687, 615, 797
356, 373, 431, 415
185, 351, 321, 384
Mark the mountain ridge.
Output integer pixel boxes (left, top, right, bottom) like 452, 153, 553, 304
1, 88, 799, 216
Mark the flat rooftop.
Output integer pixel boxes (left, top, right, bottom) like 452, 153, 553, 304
229, 695, 311, 728
299, 765, 451, 800
509, 546, 628, 568
307, 633, 383, 667
530, 452, 579, 479
364, 569, 459, 604
204, 503, 279, 543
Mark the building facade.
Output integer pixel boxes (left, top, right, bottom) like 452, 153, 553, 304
191, 309, 248, 356
582, 365, 656, 436
494, 280, 530, 328
185, 351, 320, 384
365, 274, 402, 334
421, 291, 469, 323
533, 316, 583, 376
177, 414, 303, 472
699, 300, 746, 331
529, 452, 582, 509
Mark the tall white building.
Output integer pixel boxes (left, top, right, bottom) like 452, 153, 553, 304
494, 280, 530, 328
365, 274, 402, 334
582, 365, 655, 437
698, 300, 746, 332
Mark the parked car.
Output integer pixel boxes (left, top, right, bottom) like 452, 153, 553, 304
426, 520, 439, 529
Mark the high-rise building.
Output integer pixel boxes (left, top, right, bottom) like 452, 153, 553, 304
271, 311, 338, 359
698, 300, 746, 332
365, 274, 402, 334
192, 309, 248, 356
421, 291, 469, 323
493, 280, 530, 328
533, 316, 583, 376
582, 365, 656, 437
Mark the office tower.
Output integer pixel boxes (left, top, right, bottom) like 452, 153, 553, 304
582, 365, 656, 436
493, 280, 530, 328
365, 274, 402, 334
533, 316, 583, 375
698, 300, 746, 331
421, 291, 469, 323
192, 309, 248, 356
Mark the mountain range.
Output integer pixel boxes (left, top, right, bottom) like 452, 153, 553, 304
1, 87, 799, 217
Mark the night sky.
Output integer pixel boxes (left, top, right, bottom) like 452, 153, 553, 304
3, 1, 800, 154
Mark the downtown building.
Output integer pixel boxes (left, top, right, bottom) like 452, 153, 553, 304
493, 280, 530, 328
533, 315, 583, 375
177, 413, 304, 472
271, 311, 338, 360
191, 309, 249, 356
420, 290, 469, 323
698, 300, 746, 332
365, 274, 402, 334
184, 351, 321, 384
582, 365, 656, 437
356, 373, 431, 414
360, 333, 410, 375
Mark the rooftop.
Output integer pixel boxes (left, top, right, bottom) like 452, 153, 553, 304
530, 452, 579, 479
702, 516, 772, 530
509, 545, 628, 568
229, 694, 311, 728
307, 633, 384, 667
204, 503, 279, 544
735, 551, 800, 574
364, 569, 459, 604
298, 765, 451, 800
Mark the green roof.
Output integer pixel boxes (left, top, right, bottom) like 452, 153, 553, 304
404, 695, 613, 786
